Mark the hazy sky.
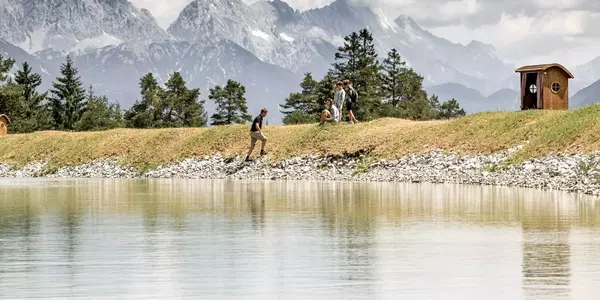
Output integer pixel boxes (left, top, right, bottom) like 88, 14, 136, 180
130, 0, 600, 68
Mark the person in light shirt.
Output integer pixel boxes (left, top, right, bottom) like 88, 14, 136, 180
319, 98, 340, 125
333, 81, 345, 115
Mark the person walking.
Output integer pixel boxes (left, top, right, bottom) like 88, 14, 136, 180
245, 108, 268, 162
343, 79, 359, 124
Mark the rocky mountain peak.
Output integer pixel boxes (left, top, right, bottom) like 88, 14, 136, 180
0, 0, 169, 54
467, 40, 495, 52
394, 15, 421, 31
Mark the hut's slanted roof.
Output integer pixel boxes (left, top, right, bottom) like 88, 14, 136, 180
515, 63, 574, 79
0, 114, 10, 123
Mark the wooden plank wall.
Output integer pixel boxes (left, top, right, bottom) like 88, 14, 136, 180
543, 67, 569, 110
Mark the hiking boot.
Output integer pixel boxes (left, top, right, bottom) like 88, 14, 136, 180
260, 150, 267, 156
245, 157, 253, 162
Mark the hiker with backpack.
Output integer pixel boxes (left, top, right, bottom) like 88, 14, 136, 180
343, 80, 359, 124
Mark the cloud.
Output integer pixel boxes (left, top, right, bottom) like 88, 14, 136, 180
129, 0, 600, 66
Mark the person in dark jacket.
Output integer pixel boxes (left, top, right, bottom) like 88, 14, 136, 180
343, 79, 359, 124
245, 108, 268, 162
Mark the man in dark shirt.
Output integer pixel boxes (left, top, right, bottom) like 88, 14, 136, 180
245, 108, 268, 161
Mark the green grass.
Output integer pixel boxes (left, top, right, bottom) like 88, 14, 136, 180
3, 104, 600, 169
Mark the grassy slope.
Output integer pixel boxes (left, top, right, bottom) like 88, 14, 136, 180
3, 104, 600, 169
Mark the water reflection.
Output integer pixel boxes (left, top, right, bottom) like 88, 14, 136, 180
0, 178, 599, 299
522, 221, 571, 299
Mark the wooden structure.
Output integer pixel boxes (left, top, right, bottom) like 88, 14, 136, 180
0, 114, 8, 136
516, 63, 574, 110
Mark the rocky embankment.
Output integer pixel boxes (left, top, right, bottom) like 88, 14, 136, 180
1, 146, 600, 196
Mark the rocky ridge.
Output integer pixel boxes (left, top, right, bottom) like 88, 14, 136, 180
2, 147, 600, 196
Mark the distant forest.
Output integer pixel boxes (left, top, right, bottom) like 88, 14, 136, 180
0, 29, 465, 134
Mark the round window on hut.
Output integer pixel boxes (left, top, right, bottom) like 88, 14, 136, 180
551, 82, 561, 93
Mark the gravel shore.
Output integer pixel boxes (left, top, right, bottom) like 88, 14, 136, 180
2, 146, 600, 196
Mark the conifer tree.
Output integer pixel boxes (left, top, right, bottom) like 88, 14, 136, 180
380, 49, 405, 107
280, 73, 321, 124
428, 94, 441, 119
125, 72, 207, 128
14, 62, 51, 131
439, 99, 466, 119
0, 56, 21, 130
164, 72, 207, 127
15, 62, 44, 106
332, 32, 361, 82
398, 68, 427, 104
315, 71, 336, 103
209, 79, 252, 126
162, 72, 185, 126
351, 29, 382, 120
77, 85, 124, 131
48, 55, 87, 130
125, 73, 163, 128
0, 84, 22, 122
0, 55, 15, 82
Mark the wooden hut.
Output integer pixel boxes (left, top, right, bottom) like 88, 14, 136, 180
516, 63, 574, 110
0, 114, 8, 136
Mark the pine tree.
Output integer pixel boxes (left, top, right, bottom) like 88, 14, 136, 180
315, 72, 336, 104
164, 72, 207, 127
49, 55, 87, 130
162, 72, 185, 126
0, 55, 15, 82
280, 73, 321, 124
124, 73, 163, 128
439, 99, 466, 119
14, 62, 51, 130
398, 68, 427, 103
332, 32, 361, 82
15, 62, 43, 106
353, 29, 382, 120
0, 82, 22, 120
379, 50, 431, 120
76, 85, 123, 131
428, 94, 441, 119
330, 29, 382, 120
380, 49, 406, 107
0, 56, 21, 130
209, 79, 252, 126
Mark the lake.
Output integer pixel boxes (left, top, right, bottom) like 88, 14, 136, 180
1, 178, 599, 299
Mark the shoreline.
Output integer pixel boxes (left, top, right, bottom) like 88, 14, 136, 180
2, 147, 600, 197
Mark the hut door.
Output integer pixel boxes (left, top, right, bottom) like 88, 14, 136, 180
522, 73, 538, 109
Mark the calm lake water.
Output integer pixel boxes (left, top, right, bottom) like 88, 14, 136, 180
1, 178, 599, 299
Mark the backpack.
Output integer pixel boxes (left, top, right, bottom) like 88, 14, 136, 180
348, 88, 358, 103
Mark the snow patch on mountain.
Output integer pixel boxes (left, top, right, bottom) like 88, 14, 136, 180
374, 8, 398, 33
15, 28, 44, 53
279, 32, 295, 42
72, 32, 124, 54
250, 29, 272, 41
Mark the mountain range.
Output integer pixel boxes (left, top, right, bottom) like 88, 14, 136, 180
1, 0, 600, 124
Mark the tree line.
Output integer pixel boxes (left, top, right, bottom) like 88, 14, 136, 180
0, 55, 252, 133
0, 28, 465, 134
280, 29, 465, 124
